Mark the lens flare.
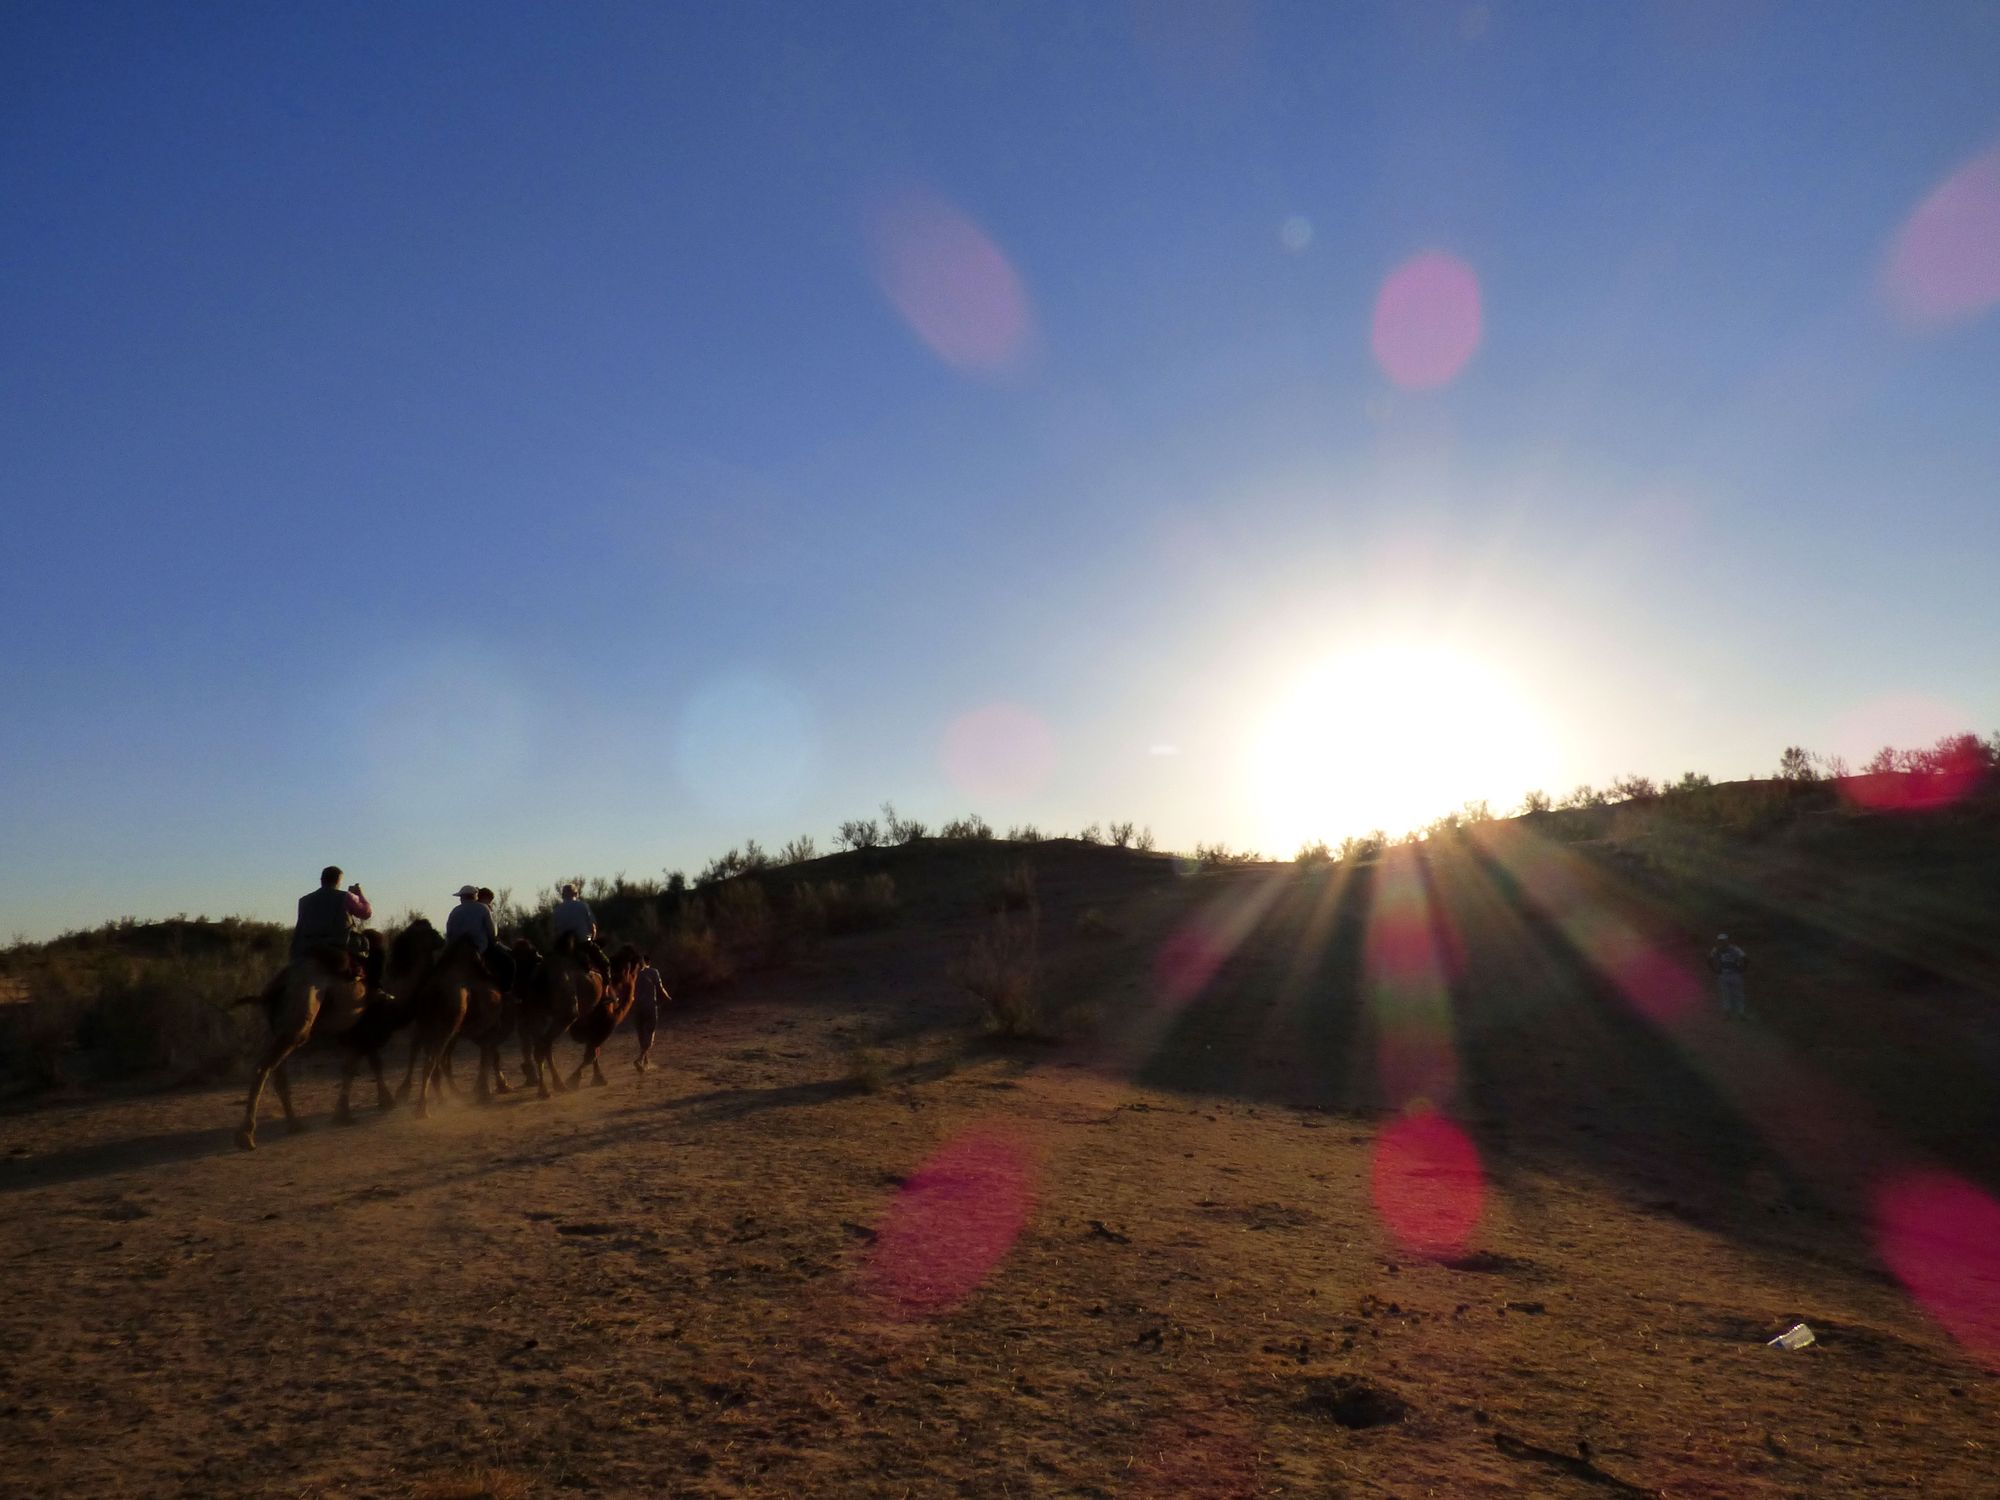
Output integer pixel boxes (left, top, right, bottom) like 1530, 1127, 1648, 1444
863, 1129, 1034, 1316
1370, 250, 1483, 390
941, 702, 1058, 802
1883, 144, 2000, 330
869, 191, 1036, 375
1370, 1110, 1484, 1257
1872, 1169, 2000, 1368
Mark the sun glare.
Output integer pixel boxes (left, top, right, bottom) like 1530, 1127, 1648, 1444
1251, 643, 1551, 849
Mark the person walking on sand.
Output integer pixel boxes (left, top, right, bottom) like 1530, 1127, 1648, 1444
631, 954, 670, 1072
1709, 933, 1750, 1020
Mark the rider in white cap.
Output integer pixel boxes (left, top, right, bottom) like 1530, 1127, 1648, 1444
445, 883, 498, 954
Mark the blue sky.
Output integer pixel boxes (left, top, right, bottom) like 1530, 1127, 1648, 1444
4, 1, 1997, 941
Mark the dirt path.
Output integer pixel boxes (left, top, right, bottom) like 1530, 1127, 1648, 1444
3, 866, 1996, 1497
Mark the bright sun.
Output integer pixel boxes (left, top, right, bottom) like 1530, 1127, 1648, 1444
1250, 642, 1552, 851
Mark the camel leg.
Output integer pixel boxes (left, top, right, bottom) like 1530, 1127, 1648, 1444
488, 1042, 512, 1096
474, 1044, 492, 1105
543, 1034, 568, 1096
335, 1052, 361, 1125
369, 1050, 394, 1110
237, 1032, 298, 1150
272, 1063, 306, 1134
591, 1054, 608, 1087
397, 1033, 420, 1102
413, 1043, 439, 1120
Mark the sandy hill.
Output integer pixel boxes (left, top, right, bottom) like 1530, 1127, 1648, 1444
2, 783, 1997, 1496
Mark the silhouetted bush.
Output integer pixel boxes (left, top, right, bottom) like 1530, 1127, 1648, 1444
939, 814, 994, 840
835, 817, 882, 851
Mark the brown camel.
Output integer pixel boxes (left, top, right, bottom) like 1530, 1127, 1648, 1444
566, 945, 643, 1089
395, 931, 501, 1115
518, 935, 603, 1099
442, 938, 518, 1105
330, 922, 441, 1123
235, 940, 378, 1150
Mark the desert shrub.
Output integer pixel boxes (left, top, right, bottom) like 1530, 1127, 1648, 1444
1194, 842, 1260, 869
1561, 784, 1607, 810
986, 861, 1037, 913
881, 802, 928, 844
710, 878, 774, 957
1461, 799, 1493, 822
1519, 789, 1552, 814
1077, 822, 1103, 844
958, 904, 1042, 1039
1075, 907, 1117, 940
657, 915, 732, 992
788, 881, 828, 941
778, 835, 817, 865
835, 817, 882, 851
662, 870, 687, 895
939, 813, 994, 840
1667, 772, 1712, 795
1337, 832, 1387, 861
1006, 823, 1044, 843
1777, 746, 1818, 782
0, 917, 285, 1085
1107, 820, 1136, 848
1135, 826, 1157, 852
1296, 839, 1334, 867
1610, 775, 1658, 802
828, 873, 897, 931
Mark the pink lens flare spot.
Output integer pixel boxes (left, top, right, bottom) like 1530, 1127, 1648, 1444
1155, 922, 1228, 1004
1599, 933, 1702, 1026
870, 191, 1036, 374
1873, 1169, 2000, 1367
1370, 1111, 1484, 1257
1842, 750, 1989, 813
864, 1131, 1035, 1316
942, 702, 1058, 803
1371, 250, 1483, 390
1884, 145, 2000, 329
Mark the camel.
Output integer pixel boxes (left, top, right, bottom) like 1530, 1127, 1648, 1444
396, 935, 508, 1111
517, 935, 603, 1099
566, 945, 642, 1089
235, 938, 379, 1150
330, 921, 441, 1123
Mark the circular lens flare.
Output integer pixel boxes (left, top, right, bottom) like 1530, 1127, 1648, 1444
863, 1130, 1035, 1315
1884, 145, 2000, 330
1371, 251, 1483, 389
1873, 1169, 2000, 1368
942, 702, 1058, 803
1370, 1110, 1484, 1257
870, 191, 1036, 374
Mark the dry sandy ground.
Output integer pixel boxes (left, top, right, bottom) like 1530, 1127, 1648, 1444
2, 860, 1996, 1498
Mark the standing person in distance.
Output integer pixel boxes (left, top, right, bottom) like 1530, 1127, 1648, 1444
1709, 932, 1750, 1020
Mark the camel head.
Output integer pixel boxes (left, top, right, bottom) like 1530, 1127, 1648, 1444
389, 917, 445, 973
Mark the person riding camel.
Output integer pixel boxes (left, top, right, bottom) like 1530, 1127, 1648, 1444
552, 882, 609, 976
293, 865, 373, 970
254, 865, 375, 1011
444, 882, 506, 983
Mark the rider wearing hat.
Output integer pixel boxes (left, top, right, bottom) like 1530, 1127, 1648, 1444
444, 883, 498, 954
